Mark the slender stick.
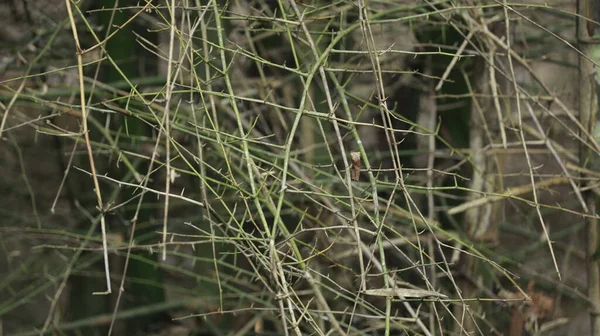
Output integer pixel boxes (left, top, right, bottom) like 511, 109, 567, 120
578, 0, 600, 334
64, 0, 111, 294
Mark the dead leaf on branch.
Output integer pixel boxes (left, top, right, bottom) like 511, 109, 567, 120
499, 281, 554, 336
350, 152, 361, 181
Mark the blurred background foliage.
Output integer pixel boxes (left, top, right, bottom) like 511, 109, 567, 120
0, 0, 599, 335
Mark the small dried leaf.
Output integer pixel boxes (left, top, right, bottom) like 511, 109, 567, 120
350, 152, 361, 181
363, 288, 447, 298
254, 317, 264, 333
502, 281, 554, 335
527, 281, 553, 320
